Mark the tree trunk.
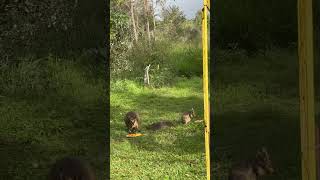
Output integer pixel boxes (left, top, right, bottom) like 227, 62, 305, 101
143, 0, 151, 43
130, 0, 138, 42
153, 17, 156, 40
151, 0, 156, 40
136, 9, 139, 35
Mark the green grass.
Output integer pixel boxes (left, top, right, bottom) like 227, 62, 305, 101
212, 49, 302, 179
1, 47, 315, 179
0, 57, 108, 179
110, 48, 308, 179
110, 77, 207, 179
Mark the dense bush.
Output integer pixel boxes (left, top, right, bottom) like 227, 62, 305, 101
116, 40, 203, 87
213, 0, 297, 54
0, 53, 106, 99
0, 0, 105, 61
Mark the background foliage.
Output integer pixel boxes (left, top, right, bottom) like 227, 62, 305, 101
1, 0, 320, 179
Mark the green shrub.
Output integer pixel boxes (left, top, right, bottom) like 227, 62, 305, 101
169, 44, 202, 77
0, 57, 53, 98
118, 40, 202, 87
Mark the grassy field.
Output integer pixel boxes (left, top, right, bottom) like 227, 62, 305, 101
1, 48, 318, 179
110, 49, 313, 179
0, 58, 108, 179
212, 49, 304, 179
110, 77, 207, 179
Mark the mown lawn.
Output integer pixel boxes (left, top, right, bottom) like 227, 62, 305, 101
110, 77, 207, 179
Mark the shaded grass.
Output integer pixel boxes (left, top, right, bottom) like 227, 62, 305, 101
212, 49, 301, 179
110, 77, 206, 179
0, 58, 108, 179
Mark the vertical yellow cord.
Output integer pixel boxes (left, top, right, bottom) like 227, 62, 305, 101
202, 0, 210, 179
298, 0, 317, 179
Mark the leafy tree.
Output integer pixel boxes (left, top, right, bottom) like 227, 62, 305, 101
110, 0, 132, 76
0, 0, 77, 62
159, 5, 186, 40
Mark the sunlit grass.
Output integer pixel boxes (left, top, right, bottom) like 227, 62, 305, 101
110, 77, 207, 179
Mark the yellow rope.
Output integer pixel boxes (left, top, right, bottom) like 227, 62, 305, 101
202, 1, 210, 179
298, 0, 317, 179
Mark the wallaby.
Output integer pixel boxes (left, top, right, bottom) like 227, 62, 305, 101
228, 147, 274, 180
48, 156, 96, 180
146, 120, 175, 131
181, 108, 195, 124
145, 108, 195, 131
124, 111, 140, 133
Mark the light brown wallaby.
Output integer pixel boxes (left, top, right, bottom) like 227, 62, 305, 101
181, 108, 195, 124
228, 147, 274, 180
124, 111, 140, 133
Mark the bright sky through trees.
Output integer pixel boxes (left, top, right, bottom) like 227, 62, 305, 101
154, 0, 203, 19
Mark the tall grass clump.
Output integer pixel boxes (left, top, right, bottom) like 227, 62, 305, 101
0, 56, 55, 98
110, 79, 143, 95
0, 54, 106, 101
169, 43, 202, 77
120, 40, 202, 88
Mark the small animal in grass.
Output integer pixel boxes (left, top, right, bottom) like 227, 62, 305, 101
181, 108, 196, 124
48, 156, 96, 180
146, 120, 175, 131
124, 111, 140, 133
228, 147, 274, 180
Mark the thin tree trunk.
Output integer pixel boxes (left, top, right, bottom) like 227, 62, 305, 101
151, 0, 156, 40
136, 9, 139, 35
130, 0, 138, 42
147, 21, 150, 42
143, 0, 151, 43
153, 17, 156, 38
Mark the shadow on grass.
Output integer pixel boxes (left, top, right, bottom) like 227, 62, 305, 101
0, 94, 108, 180
125, 125, 205, 155
111, 93, 203, 130
44, 95, 109, 179
212, 104, 301, 179
131, 93, 203, 115
0, 137, 54, 179
111, 93, 205, 155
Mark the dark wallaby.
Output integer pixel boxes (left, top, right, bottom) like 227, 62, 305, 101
181, 108, 195, 124
228, 147, 274, 180
48, 156, 96, 180
124, 111, 140, 133
146, 120, 175, 131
